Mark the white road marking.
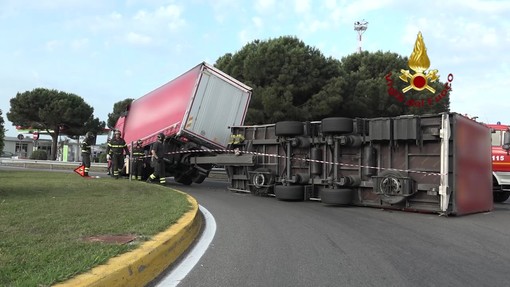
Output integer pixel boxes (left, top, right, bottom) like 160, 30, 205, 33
155, 205, 216, 287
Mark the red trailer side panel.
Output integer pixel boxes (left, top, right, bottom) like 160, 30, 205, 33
120, 65, 201, 145
454, 115, 493, 215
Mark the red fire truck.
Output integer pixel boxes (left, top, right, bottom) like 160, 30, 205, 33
487, 122, 510, 202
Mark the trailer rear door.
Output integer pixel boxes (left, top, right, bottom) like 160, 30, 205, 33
182, 63, 252, 149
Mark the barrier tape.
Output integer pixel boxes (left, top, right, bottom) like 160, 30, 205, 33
134, 149, 442, 177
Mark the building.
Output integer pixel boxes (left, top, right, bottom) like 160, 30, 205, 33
3, 136, 53, 159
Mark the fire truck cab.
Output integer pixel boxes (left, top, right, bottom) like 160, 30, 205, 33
488, 122, 510, 202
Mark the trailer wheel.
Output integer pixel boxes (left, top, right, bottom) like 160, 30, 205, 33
275, 121, 304, 137
274, 185, 304, 201
192, 173, 207, 184
320, 188, 353, 205
174, 174, 192, 185
321, 117, 353, 134
493, 192, 510, 203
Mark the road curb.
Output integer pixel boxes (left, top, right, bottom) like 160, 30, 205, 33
54, 193, 202, 287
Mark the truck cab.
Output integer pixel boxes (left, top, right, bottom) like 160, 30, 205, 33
488, 122, 510, 202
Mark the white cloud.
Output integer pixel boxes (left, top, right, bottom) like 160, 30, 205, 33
133, 4, 185, 31
9, 0, 102, 10
238, 29, 252, 45
252, 17, 263, 28
298, 19, 329, 33
110, 11, 122, 20
133, 10, 148, 21
324, 0, 337, 10
450, 0, 510, 13
208, 0, 241, 23
125, 32, 152, 45
45, 40, 61, 51
329, 0, 395, 24
254, 0, 276, 13
71, 38, 89, 50
294, 0, 311, 14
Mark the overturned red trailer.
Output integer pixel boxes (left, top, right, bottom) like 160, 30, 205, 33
209, 113, 493, 216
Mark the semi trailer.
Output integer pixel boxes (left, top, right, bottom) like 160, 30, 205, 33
114, 62, 494, 215
209, 113, 493, 216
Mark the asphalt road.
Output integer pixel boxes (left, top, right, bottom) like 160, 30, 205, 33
165, 179, 510, 287
4, 165, 509, 286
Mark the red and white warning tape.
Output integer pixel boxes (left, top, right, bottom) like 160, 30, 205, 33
152, 149, 443, 177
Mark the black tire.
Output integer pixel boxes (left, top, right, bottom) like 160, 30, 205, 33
321, 117, 353, 134
274, 185, 304, 201
192, 173, 207, 184
174, 174, 192, 185
275, 121, 304, 137
493, 192, 510, 203
320, 188, 353, 205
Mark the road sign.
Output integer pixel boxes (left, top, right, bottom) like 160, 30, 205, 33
17, 134, 24, 140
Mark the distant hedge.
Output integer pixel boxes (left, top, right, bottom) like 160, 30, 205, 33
98, 153, 107, 163
30, 150, 48, 160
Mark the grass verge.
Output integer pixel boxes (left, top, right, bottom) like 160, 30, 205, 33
0, 170, 191, 287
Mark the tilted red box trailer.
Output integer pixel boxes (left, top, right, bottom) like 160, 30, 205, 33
114, 62, 252, 184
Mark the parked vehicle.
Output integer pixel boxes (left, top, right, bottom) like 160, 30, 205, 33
114, 62, 252, 183
487, 122, 510, 202
1, 151, 15, 158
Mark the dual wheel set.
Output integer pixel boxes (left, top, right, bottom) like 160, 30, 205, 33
249, 118, 413, 205
250, 117, 356, 205
249, 167, 354, 205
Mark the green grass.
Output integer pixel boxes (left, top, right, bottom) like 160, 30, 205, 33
0, 170, 191, 287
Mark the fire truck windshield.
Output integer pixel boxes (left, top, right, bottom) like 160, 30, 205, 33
492, 130, 503, 146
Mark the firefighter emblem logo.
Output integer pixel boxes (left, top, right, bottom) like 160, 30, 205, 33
385, 31, 453, 108
399, 32, 438, 93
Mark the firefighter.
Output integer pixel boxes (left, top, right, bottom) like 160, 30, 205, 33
106, 130, 130, 179
81, 131, 94, 177
147, 133, 166, 184
131, 139, 145, 181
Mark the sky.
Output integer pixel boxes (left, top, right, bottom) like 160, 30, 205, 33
1, 0, 509, 139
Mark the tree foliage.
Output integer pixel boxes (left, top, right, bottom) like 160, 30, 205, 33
0, 109, 5, 152
214, 36, 450, 124
7, 88, 104, 160
331, 51, 450, 118
215, 36, 341, 124
107, 98, 134, 129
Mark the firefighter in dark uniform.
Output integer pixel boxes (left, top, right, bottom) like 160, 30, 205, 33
131, 139, 145, 181
147, 133, 166, 184
81, 131, 94, 177
106, 130, 130, 179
